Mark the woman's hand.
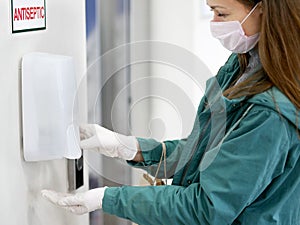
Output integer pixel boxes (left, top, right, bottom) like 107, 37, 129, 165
80, 124, 138, 160
41, 187, 108, 215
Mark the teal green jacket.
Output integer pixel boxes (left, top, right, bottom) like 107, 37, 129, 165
102, 54, 300, 225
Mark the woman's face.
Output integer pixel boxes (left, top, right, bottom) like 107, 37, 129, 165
206, 0, 262, 36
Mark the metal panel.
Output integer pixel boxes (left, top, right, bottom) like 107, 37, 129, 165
86, 0, 132, 224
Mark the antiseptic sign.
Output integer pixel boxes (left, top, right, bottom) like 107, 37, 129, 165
11, 0, 46, 33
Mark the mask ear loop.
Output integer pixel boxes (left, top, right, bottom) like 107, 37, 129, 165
241, 3, 259, 24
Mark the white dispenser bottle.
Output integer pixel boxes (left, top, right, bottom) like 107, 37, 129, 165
22, 52, 82, 161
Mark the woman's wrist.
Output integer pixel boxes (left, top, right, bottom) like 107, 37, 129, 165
132, 142, 144, 162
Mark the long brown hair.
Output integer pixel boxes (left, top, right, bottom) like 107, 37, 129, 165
224, 0, 300, 110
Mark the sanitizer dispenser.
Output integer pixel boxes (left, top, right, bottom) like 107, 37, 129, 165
22, 52, 82, 161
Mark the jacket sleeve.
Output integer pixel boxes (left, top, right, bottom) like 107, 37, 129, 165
103, 108, 290, 225
128, 138, 187, 178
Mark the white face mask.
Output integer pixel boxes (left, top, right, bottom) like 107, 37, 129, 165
210, 4, 260, 53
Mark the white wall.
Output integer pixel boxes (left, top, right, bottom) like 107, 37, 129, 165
149, 0, 198, 140
0, 1, 88, 225
130, 0, 152, 139
130, 0, 201, 143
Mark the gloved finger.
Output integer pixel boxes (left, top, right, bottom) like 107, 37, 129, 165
58, 194, 83, 206
80, 136, 101, 150
64, 205, 89, 215
80, 133, 87, 140
79, 124, 95, 140
41, 190, 71, 205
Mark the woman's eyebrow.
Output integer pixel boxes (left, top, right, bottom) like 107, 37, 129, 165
208, 5, 227, 9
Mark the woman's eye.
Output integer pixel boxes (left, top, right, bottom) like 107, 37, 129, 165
210, 8, 228, 18
217, 13, 227, 17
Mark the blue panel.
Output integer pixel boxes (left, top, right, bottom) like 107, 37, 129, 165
86, 0, 96, 37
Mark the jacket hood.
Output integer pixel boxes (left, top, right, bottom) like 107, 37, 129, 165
215, 53, 299, 129
248, 87, 300, 129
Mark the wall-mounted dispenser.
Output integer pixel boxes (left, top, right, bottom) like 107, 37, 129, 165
22, 52, 82, 161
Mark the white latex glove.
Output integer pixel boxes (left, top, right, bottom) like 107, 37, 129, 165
80, 124, 138, 160
41, 187, 107, 215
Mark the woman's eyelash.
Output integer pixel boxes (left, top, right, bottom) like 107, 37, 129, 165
210, 8, 228, 17
218, 13, 226, 17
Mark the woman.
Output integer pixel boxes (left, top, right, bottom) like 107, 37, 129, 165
42, 0, 300, 224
